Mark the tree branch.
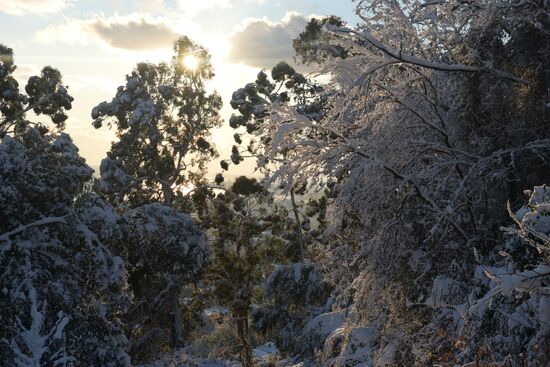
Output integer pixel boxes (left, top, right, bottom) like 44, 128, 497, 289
329, 20, 528, 84
0, 216, 67, 242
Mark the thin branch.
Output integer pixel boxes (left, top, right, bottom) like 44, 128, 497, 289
0, 216, 67, 242
329, 22, 528, 84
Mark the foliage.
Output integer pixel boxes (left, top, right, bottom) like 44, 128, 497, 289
224, 0, 550, 364
198, 185, 293, 366
93, 36, 222, 207
293, 16, 349, 65
458, 186, 550, 366
252, 262, 332, 355
0, 45, 73, 134
91, 36, 216, 363
0, 46, 130, 366
121, 204, 206, 361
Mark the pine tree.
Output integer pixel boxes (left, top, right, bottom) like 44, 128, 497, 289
198, 177, 296, 366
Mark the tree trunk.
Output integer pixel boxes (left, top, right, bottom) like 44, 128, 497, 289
235, 308, 253, 367
162, 181, 174, 207
290, 189, 305, 262
169, 287, 184, 350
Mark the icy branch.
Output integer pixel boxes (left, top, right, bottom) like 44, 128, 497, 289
329, 20, 528, 84
296, 121, 469, 240
0, 217, 67, 242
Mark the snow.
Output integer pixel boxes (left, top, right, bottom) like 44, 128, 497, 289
52, 133, 80, 159
329, 23, 527, 83
0, 216, 67, 242
498, 264, 550, 296
425, 276, 465, 308
137, 350, 240, 367
10, 286, 74, 367
375, 342, 396, 367
265, 262, 330, 306
203, 306, 230, 318
253, 342, 279, 362
98, 158, 132, 193
521, 185, 550, 235
303, 310, 348, 344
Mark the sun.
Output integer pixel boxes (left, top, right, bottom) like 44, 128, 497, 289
182, 54, 199, 71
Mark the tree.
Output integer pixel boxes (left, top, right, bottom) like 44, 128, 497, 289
91, 36, 218, 362
461, 185, 550, 366
0, 45, 130, 366
187, 176, 310, 366
92, 36, 222, 208
252, 262, 331, 355
121, 204, 206, 361
223, 61, 327, 262
293, 16, 349, 65
0, 45, 73, 136
223, 0, 550, 364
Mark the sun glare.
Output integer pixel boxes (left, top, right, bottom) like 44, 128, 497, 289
182, 54, 199, 71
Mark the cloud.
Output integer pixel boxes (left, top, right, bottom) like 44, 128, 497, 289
88, 16, 180, 50
12, 64, 42, 88
176, 0, 231, 17
0, 0, 71, 15
225, 12, 308, 68
64, 75, 121, 94
36, 13, 182, 51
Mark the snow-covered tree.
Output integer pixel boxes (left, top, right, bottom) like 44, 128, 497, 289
0, 45, 130, 366
224, 1, 550, 364
223, 61, 332, 265
200, 179, 292, 366
252, 262, 332, 355
121, 203, 206, 361
8, 285, 73, 367
224, 60, 325, 179
457, 186, 550, 365
0, 45, 73, 135
91, 36, 215, 362
92, 36, 222, 208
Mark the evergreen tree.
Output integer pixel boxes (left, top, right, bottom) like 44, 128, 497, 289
93, 36, 222, 208
0, 45, 130, 366
91, 36, 218, 362
196, 177, 297, 366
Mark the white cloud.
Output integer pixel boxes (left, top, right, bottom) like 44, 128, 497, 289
64, 75, 120, 94
225, 11, 308, 68
136, 0, 169, 14
0, 0, 71, 16
35, 13, 184, 51
13, 63, 41, 83
176, 0, 231, 17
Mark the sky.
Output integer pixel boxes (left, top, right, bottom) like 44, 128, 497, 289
0, 0, 357, 178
